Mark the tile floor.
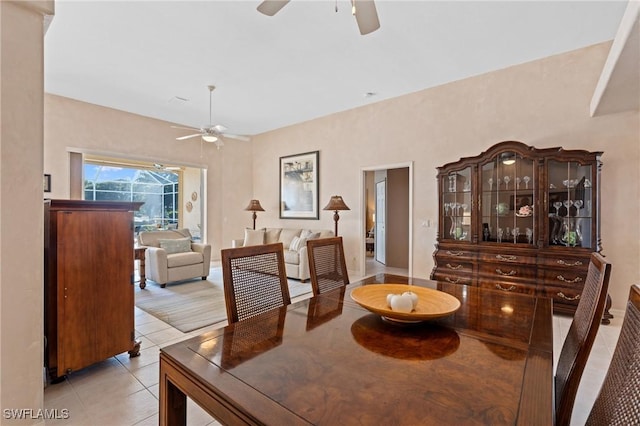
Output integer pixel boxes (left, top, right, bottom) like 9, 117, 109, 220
43, 263, 625, 426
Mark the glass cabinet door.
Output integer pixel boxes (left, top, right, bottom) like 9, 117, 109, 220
547, 160, 593, 248
442, 167, 472, 241
481, 152, 536, 245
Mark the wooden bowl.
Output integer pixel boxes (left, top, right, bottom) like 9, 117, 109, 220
350, 284, 461, 323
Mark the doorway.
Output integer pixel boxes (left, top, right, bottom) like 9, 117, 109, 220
361, 162, 412, 277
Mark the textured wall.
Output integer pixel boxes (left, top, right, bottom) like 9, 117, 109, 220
251, 42, 640, 311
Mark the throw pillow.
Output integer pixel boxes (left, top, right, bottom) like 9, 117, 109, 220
265, 228, 282, 244
244, 228, 265, 246
307, 232, 321, 240
289, 236, 302, 251
158, 238, 192, 254
279, 228, 302, 249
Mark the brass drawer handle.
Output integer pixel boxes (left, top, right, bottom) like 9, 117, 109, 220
496, 254, 517, 262
496, 284, 516, 292
556, 275, 583, 284
556, 260, 583, 267
445, 277, 461, 284
446, 250, 464, 257
496, 268, 517, 276
557, 292, 581, 301
446, 263, 463, 270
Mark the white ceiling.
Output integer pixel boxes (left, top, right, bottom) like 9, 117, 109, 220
44, 1, 629, 137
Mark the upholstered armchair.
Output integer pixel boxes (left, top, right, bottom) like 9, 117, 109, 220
137, 228, 211, 287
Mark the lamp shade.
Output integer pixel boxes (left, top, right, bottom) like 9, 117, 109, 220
323, 195, 350, 211
244, 199, 265, 212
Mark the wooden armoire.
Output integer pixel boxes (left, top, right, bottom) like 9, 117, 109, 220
44, 199, 143, 381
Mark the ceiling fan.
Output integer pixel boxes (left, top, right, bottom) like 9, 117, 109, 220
257, 0, 380, 35
171, 85, 250, 150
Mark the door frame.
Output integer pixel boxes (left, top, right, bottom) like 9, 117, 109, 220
359, 161, 413, 277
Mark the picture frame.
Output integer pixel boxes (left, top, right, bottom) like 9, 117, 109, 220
279, 151, 319, 219
44, 174, 51, 193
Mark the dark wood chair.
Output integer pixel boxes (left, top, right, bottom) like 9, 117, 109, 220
555, 252, 612, 426
585, 284, 640, 425
306, 236, 349, 296
221, 242, 291, 324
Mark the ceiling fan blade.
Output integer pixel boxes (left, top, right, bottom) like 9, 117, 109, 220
211, 124, 227, 132
257, 0, 290, 16
221, 133, 251, 142
171, 125, 201, 131
176, 133, 202, 141
354, 0, 380, 35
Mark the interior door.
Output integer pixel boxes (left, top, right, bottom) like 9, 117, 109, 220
375, 180, 386, 264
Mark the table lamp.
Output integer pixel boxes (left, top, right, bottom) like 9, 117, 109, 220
323, 195, 350, 236
244, 199, 265, 230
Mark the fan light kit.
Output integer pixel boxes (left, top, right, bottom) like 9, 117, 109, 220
171, 85, 250, 150
257, 0, 380, 35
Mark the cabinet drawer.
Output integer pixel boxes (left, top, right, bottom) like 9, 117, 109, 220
478, 252, 537, 265
538, 285, 582, 307
479, 263, 537, 280
437, 261, 473, 274
432, 270, 473, 285
537, 256, 589, 270
436, 248, 476, 261
541, 269, 587, 286
479, 280, 536, 295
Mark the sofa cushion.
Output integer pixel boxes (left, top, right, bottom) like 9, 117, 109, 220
167, 251, 203, 268
244, 228, 265, 246
279, 228, 302, 249
158, 237, 192, 254
283, 250, 300, 265
265, 228, 282, 244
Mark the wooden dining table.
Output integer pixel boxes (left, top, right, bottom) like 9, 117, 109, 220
159, 273, 553, 425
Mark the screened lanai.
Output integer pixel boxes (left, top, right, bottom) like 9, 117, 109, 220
84, 162, 179, 233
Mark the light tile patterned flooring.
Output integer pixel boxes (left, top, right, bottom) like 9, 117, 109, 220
43, 261, 624, 426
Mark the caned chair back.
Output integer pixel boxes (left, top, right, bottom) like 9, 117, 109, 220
586, 285, 640, 426
555, 252, 612, 426
307, 237, 349, 296
221, 242, 291, 324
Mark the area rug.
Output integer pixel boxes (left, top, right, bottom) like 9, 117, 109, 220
134, 269, 313, 333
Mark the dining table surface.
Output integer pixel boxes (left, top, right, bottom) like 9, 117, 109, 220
159, 273, 554, 426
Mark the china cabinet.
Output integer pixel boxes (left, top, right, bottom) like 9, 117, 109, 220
431, 141, 611, 321
44, 199, 143, 381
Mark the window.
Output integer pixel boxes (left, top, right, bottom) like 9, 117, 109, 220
84, 162, 179, 233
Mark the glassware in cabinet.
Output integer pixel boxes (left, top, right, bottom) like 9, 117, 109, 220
547, 160, 594, 248
480, 152, 536, 245
443, 167, 472, 241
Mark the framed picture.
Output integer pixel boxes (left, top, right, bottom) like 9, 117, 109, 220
44, 174, 51, 193
279, 151, 319, 219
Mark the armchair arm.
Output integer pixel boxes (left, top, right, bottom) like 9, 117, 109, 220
145, 247, 168, 284
191, 243, 212, 277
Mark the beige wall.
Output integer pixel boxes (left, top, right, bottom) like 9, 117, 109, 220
42, 41, 639, 312
43, 94, 255, 259
1, 0, 54, 421
252, 42, 640, 311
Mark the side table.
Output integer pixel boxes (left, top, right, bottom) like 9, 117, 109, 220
134, 247, 147, 289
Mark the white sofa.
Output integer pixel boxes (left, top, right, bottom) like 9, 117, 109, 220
232, 228, 334, 282
138, 228, 211, 287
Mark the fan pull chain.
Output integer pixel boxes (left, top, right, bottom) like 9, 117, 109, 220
335, 0, 338, 13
